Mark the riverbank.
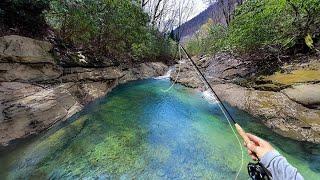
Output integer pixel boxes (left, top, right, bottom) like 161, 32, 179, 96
1, 79, 319, 179
171, 53, 320, 143
0, 35, 168, 147
1, 35, 319, 146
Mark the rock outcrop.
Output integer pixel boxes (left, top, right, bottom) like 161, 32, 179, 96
0, 35, 54, 64
171, 54, 320, 143
0, 35, 168, 146
281, 84, 320, 109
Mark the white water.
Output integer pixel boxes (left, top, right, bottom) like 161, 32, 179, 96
156, 64, 218, 105
202, 89, 218, 104
154, 67, 174, 80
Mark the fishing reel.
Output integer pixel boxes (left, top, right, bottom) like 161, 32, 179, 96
248, 162, 272, 180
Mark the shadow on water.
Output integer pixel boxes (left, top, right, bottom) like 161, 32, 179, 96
0, 79, 319, 179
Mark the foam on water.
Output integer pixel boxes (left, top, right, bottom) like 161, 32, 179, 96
202, 89, 218, 104
154, 67, 174, 80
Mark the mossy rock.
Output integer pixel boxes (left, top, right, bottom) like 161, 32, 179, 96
253, 83, 287, 91
263, 69, 320, 85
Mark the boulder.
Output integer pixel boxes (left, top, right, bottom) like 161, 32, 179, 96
171, 61, 203, 88
0, 82, 82, 146
213, 83, 320, 143
0, 35, 54, 63
120, 62, 168, 83
203, 53, 256, 80
282, 84, 320, 109
0, 35, 62, 82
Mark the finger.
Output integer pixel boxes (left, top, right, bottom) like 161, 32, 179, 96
247, 146, 259, 160
246, 133, 263, 145
247, 142, 262, 159
247, 142, 262, 155
246, 142, 256, 152
235, 124, 251, 145
251, 155, 258, 161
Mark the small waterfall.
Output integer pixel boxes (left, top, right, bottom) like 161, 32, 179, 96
154, 67, 174, 80
202, 90, 218, 104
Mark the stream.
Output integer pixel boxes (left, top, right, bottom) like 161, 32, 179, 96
0, 79, 319, 179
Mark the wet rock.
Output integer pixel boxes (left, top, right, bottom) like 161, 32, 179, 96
66, 81, 117, 105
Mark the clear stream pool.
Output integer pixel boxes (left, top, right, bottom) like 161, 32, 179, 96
0, 79, 319, 179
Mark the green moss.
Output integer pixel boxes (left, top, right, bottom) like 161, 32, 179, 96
254, 83, 284, 91
264, 69, 320, 85
148, 144, 171, 163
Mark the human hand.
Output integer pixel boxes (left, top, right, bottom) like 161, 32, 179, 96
245, 133, 274, 161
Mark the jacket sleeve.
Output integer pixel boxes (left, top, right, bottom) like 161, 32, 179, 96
260, 150, 304, 180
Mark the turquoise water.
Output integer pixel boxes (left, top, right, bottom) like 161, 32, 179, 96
0, 79, 319, 179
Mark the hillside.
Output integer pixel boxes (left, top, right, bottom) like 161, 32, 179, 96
174, 0, 239, 41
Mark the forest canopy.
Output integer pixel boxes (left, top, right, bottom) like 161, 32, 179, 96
0, 0, 174, 62
186, 0, 320, 56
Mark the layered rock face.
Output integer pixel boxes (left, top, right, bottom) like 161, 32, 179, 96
171, 54, 320, 143
0, 35, 167, 146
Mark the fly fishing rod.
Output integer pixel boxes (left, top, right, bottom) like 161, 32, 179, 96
178, 43, 271, 180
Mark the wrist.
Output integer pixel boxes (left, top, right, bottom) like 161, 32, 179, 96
260, 150, 280, 167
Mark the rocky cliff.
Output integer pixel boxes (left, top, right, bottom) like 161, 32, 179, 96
0, 35, 168, 146
171, 54, 320, 143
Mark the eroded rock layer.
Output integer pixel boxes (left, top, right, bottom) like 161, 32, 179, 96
0, 35, 168, 146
